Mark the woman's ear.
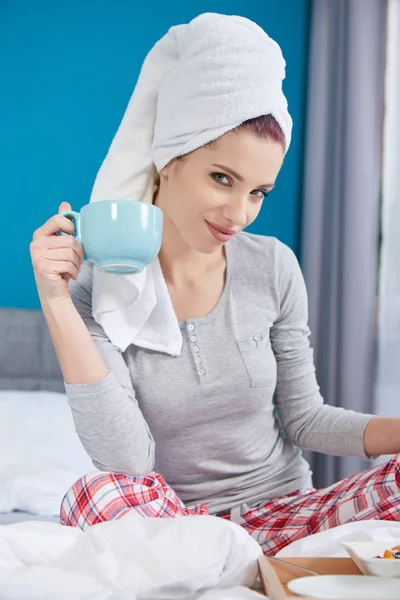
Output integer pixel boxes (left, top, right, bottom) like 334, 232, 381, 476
160, 157, 181, 181
159, 164, 169, 180
160, 159, 174, 179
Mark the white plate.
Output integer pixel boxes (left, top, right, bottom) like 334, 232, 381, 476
342, 541, 400, 578
287, 575, 400, 598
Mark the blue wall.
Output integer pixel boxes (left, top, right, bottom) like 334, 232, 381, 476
0, 0, 310, 309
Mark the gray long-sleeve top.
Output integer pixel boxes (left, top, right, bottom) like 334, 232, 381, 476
66, 233, 373, 514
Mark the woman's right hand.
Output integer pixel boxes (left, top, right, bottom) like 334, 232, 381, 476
30, 202, 85, 302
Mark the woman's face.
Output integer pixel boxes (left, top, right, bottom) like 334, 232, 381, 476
157, 128, 285, 254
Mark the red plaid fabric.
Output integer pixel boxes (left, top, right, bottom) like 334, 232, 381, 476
61, 455, 400, 556
236, 454, 400, 555
60, 471, 208, 529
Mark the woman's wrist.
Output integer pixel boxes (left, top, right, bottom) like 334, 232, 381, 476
364, 416, 400, 457
40, 291, 73, 311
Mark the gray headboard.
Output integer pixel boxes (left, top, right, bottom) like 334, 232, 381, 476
0, 308, 64, 392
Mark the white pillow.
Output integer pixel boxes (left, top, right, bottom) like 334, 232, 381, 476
0, 390, 97, 516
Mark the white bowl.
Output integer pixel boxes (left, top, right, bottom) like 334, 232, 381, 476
342, 541, 400, 578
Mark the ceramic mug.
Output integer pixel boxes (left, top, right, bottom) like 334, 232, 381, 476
59, 200, 163, 274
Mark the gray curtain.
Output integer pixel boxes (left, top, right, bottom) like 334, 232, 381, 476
300, 0, 387, 487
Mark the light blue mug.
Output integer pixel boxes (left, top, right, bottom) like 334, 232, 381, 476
59, 200, 163, 274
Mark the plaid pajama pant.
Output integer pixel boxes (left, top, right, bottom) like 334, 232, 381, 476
60, 454, 400, 556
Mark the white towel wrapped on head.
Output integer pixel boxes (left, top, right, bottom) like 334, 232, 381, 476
90, 12, 293, 355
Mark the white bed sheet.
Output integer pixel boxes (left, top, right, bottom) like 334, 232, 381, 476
0, 390, 97, 518
0, 513, 262, 600
0, 511, 59, 525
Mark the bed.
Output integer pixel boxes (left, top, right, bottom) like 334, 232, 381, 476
0, 307, 96, 525
0, 307, 64, 393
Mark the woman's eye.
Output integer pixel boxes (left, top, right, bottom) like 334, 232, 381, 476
211, 173, 272, 200
211, 172, 230, 185
251, 189, 270, 200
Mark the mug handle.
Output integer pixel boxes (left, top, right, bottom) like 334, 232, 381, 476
57, 210, 82, 243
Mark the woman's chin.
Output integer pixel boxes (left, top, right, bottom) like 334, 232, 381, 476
189, 233, 225, 255
179, 222, 227, 254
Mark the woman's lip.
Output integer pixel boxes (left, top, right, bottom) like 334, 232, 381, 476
205, 220, 236, 242
205, 220, 237, 235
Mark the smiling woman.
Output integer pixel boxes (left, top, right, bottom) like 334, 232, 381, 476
153, 123, 285, 261
30, 12, 400, 557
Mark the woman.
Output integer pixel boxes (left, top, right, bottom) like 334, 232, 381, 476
30, 14, 400, 556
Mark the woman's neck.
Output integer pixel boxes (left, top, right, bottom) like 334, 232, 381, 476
158, 218, 225, 287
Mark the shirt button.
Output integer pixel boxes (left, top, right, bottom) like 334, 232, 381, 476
193, 345, 200, 353
254, 332, 264, 342
199, 369, 206, 376
188, 323, 195, 332
190, 335, 197, 343
195, 356, 202, 364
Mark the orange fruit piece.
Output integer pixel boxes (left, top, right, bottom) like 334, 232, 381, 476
383, 549, 395, 559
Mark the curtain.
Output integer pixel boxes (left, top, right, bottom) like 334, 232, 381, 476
375, 0, 400, 424
300, 0, 387, 487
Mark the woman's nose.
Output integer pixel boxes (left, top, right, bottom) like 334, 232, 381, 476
222, 195, 248, 228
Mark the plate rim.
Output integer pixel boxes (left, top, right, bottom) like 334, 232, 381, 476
287, 574, 400, 598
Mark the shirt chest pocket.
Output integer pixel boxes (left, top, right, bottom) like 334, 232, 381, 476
237, 326, 276, 388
